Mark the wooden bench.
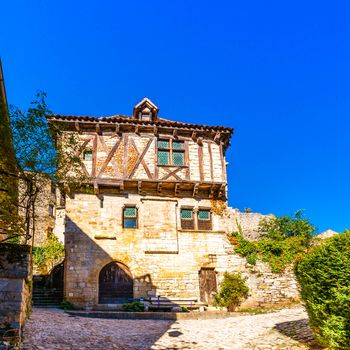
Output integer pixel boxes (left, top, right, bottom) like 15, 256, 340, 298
142, 297, 207, 311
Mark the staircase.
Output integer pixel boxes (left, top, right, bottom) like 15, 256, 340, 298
32, 289, 63, 308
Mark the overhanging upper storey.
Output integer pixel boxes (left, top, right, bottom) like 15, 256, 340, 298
47, 98, 234, 199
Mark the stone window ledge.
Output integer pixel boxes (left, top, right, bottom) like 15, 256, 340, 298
94, 234, 116, 240
178, 229, 226, 234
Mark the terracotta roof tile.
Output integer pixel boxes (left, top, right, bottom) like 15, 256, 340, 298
47, 114, 233, 133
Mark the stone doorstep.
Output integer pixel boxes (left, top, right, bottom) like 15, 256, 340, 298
65, 310, 241, 320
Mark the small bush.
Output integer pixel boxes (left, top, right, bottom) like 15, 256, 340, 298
181, 306, 190, 312
122, 301, 145, 312
60, 300, 75, 310
295, 230, 350, 349
32, 233, 64, 269
230, 211, 314, 273
215, 272, 249, 311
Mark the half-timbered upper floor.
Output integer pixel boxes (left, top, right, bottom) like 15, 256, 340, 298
47, 98, 233, 199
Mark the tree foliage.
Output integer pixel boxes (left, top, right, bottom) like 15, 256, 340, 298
295, 231, 350, 349
229, 211, 316, 273
215, 272, 249, 310
32, 232, 64, 271
1, 92, 85, 244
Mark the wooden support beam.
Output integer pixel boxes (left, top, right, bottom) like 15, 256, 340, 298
135, 125, 140, 135
173, 129, 178, 138
198, 145, 204, 181
218, 184, 226, 198
197, 137, 203, 146
157, 182, 162, 194
138, 181, 142, 194
96, 123, 101, 134
153, 126, 158, 135
93, 182, 99, 195
175, 183, 180, 195
74, 122, 81, 133
91, 136, 98, 178
214, 131, 221, 143
193, 183, 199, 197
209, 185, 215, 198
115, 124, 120, 134
191, 131, 197, 141
119, 181, 124, 192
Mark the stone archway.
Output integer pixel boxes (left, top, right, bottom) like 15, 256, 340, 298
98, 261, 133, 304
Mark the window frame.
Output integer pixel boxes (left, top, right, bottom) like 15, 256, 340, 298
197, 208, 212, 231
180, 207, 213, 231
122, 205, 138, 229
180, 207, 195, 230
83, 149, 93, 161
157, 139, 186, 167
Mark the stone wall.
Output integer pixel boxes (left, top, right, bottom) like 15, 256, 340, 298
0, 244, 31, 342
223, 208, 275, 240
62, 193, 300, 309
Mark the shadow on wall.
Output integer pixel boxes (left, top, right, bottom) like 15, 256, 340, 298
53, 215, 188, 347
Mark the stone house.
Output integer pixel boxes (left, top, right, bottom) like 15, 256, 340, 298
47, 98, 300, 309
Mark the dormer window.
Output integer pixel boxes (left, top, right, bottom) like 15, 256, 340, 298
140, 106, 151, 121
133, 98, 159, 121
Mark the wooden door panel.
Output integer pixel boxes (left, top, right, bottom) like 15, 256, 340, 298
199, 268, 217, 305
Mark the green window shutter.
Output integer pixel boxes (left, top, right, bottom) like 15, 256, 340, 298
158, 140, 170, 149
198, 210, 210, 220
172, 151, 184, 166
181, 209, 193, 219
124, 207, 137, 218
172, 141, 184, 150
158, 150, 170, 165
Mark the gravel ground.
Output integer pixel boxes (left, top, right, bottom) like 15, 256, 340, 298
22, 306, 320, 350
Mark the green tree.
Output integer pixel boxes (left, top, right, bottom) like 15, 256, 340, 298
295, 231, 350, 349
1, 92, 85, 244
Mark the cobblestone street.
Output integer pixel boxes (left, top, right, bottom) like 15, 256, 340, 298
22, 306, 319, 350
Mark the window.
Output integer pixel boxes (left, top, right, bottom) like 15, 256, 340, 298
49, 205, 54, 217
198, 209, 212, 230
123, 206, 138, 229
180, 207, 213, 231
83, 149, 92, 161
157, 139, 185, 166
180, 208, 195, 230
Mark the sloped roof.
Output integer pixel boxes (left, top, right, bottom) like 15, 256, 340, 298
47, 113, 233, 133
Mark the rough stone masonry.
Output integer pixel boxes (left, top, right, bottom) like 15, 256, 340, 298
44, 98, 300, 310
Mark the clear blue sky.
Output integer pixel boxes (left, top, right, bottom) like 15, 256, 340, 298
1, 1, 349, 233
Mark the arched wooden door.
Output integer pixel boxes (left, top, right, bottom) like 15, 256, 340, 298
99, 262, 133, 304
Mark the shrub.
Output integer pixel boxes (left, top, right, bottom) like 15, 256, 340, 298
295, 230, 350, 349
32, 233, 64, 269
215, 272, 249, 311
60, 300, 75, 310
122, 301, 145, 312
230, 211, 315, 273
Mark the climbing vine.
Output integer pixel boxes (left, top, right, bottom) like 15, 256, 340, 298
229, 211, 315, 273
32, 233, 64, 270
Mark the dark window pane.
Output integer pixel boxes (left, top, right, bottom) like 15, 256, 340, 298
181, 209, 193, 219
158, 140, 170, 149
172, 141, 184, 150
158, 150, 170, 165
83, 150, 92, 161
123, 219, 137, 229
173, 151, 184, 166
124, 207, 137, 218
198, 210, 210, 220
